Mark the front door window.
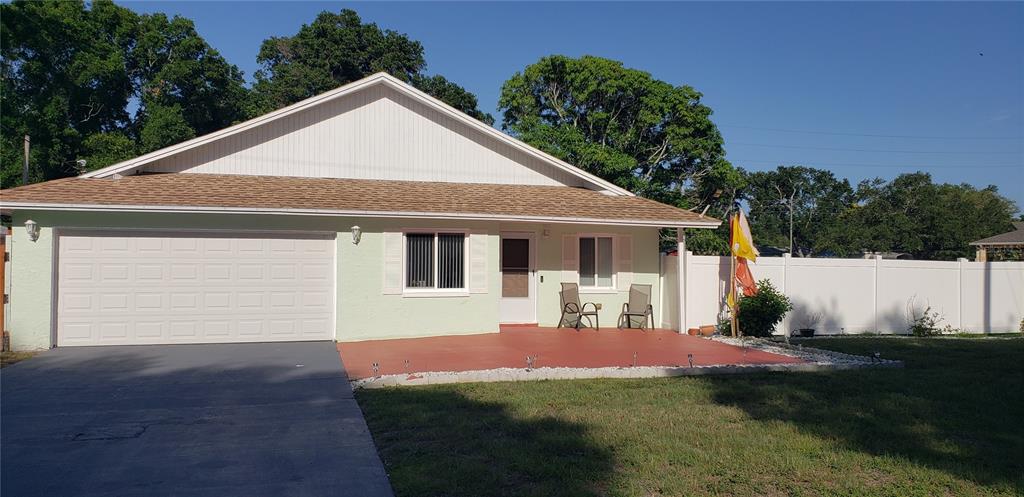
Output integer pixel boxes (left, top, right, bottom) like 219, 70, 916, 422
501, 238, 530, 298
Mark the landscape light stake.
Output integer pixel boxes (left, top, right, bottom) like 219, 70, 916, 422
372, 362, 380, 377
404, 359, 410, 374
687, 353, 694, 368
526, 355, 536, 370
632, 352, 638, 367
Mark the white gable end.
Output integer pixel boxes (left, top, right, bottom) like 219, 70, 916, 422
130, 83, 590, 189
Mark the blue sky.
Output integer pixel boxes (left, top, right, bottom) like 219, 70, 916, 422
124, 1, 1024, 208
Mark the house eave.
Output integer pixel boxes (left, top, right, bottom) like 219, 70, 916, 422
969, 241, 1024, 247
0, 202, 721, 229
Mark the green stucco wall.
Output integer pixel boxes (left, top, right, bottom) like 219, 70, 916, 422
6, 210, 663, 349
337, 218, 500, 341
7, 220, 54, 351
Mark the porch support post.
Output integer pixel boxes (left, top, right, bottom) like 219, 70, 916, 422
676, 227, 687, 333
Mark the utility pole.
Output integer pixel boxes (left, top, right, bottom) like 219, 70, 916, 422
22, 135, 30, 185
788, 194, 794, 255
775, 184, 798, 256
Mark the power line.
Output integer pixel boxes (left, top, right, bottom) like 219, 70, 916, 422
730, 141, 1023, 155
732, 158, 1023, 169
719, 124, 1024, 141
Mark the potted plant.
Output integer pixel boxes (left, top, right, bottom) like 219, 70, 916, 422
794, 312, 822, 338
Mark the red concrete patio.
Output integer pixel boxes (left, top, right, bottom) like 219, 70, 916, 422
337, 326, 804, 380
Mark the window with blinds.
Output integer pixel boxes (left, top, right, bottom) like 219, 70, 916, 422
579, 236, 614, 288
405, 232, 466, 290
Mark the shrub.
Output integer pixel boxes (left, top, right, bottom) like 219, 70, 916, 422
736, 280, 793, 338
717, 318, 731, 336
907, 302, 942, 337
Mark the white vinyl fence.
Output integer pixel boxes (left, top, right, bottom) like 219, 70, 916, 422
660, 253, 1024, 335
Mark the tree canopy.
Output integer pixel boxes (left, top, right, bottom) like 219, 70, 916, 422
738, 167, 1017, 260
249, 9, 492, 123
0, 0, 247, 186
499, 55, 740, 211
816, 172, 1017, 260
742, 166, 854, 257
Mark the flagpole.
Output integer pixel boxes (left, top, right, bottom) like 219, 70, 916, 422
730, 209, 756, 339
730, 251, 738, 337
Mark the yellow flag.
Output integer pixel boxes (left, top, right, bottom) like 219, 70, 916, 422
730, 210, 759, 261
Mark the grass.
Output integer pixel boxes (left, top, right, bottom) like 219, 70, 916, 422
0, 350, 38, 368
357, 338, 1024, 497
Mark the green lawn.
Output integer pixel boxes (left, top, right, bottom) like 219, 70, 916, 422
356, 337, 1024, 497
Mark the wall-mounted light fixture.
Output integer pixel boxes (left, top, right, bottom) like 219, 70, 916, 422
350, 225, 362, 245
24, 219, 40, 242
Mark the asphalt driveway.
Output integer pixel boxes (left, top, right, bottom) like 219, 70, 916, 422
1, 342, 393, 497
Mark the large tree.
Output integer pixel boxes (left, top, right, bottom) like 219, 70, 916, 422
129, 13, 249, 151
249, 9, 491, 123
1, 0, 135, 185
818, 172, 1018, 260
742, 166, 854, 257
1, 0, 247, 187
498, 55, 739, 212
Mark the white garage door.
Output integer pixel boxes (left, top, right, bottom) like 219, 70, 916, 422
56, 230, 336, 346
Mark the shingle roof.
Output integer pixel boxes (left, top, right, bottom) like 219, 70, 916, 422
970, 222, 1024, 246
0, 174, 719, 227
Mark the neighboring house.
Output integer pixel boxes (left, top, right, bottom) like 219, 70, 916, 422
861, 251, 913, 260
971, 222, 1024, 262
0, 73, 719, 351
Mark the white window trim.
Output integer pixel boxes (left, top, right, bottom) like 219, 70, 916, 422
401, 228, 470, 296
578, 233, 617, 292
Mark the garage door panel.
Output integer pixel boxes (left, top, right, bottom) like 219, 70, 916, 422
61, 322, 95, 343
57, 231, 335, 346
136, 321, 166, 339
136, 264, 165, 282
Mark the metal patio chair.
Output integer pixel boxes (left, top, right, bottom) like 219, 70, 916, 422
618, 284, 654, 330
558, 282, 599, 330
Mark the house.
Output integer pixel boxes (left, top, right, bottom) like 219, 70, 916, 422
861, 251, 913, 260
970, 222, 1024, 262
0, 73, 719, 351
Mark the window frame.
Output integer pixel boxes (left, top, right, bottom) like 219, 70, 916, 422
578, 234, 616, 291
401, 229, 470, 296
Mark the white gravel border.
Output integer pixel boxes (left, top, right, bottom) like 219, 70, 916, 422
709, 335, 903, 366
351, 338, 902, 389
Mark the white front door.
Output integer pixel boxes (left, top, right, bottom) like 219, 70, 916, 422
56, 230, 336, 346
499, 232, 536, 324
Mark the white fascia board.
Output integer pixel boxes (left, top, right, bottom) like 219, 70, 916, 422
0, 202, 721, 229
80, 73, 633, 197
